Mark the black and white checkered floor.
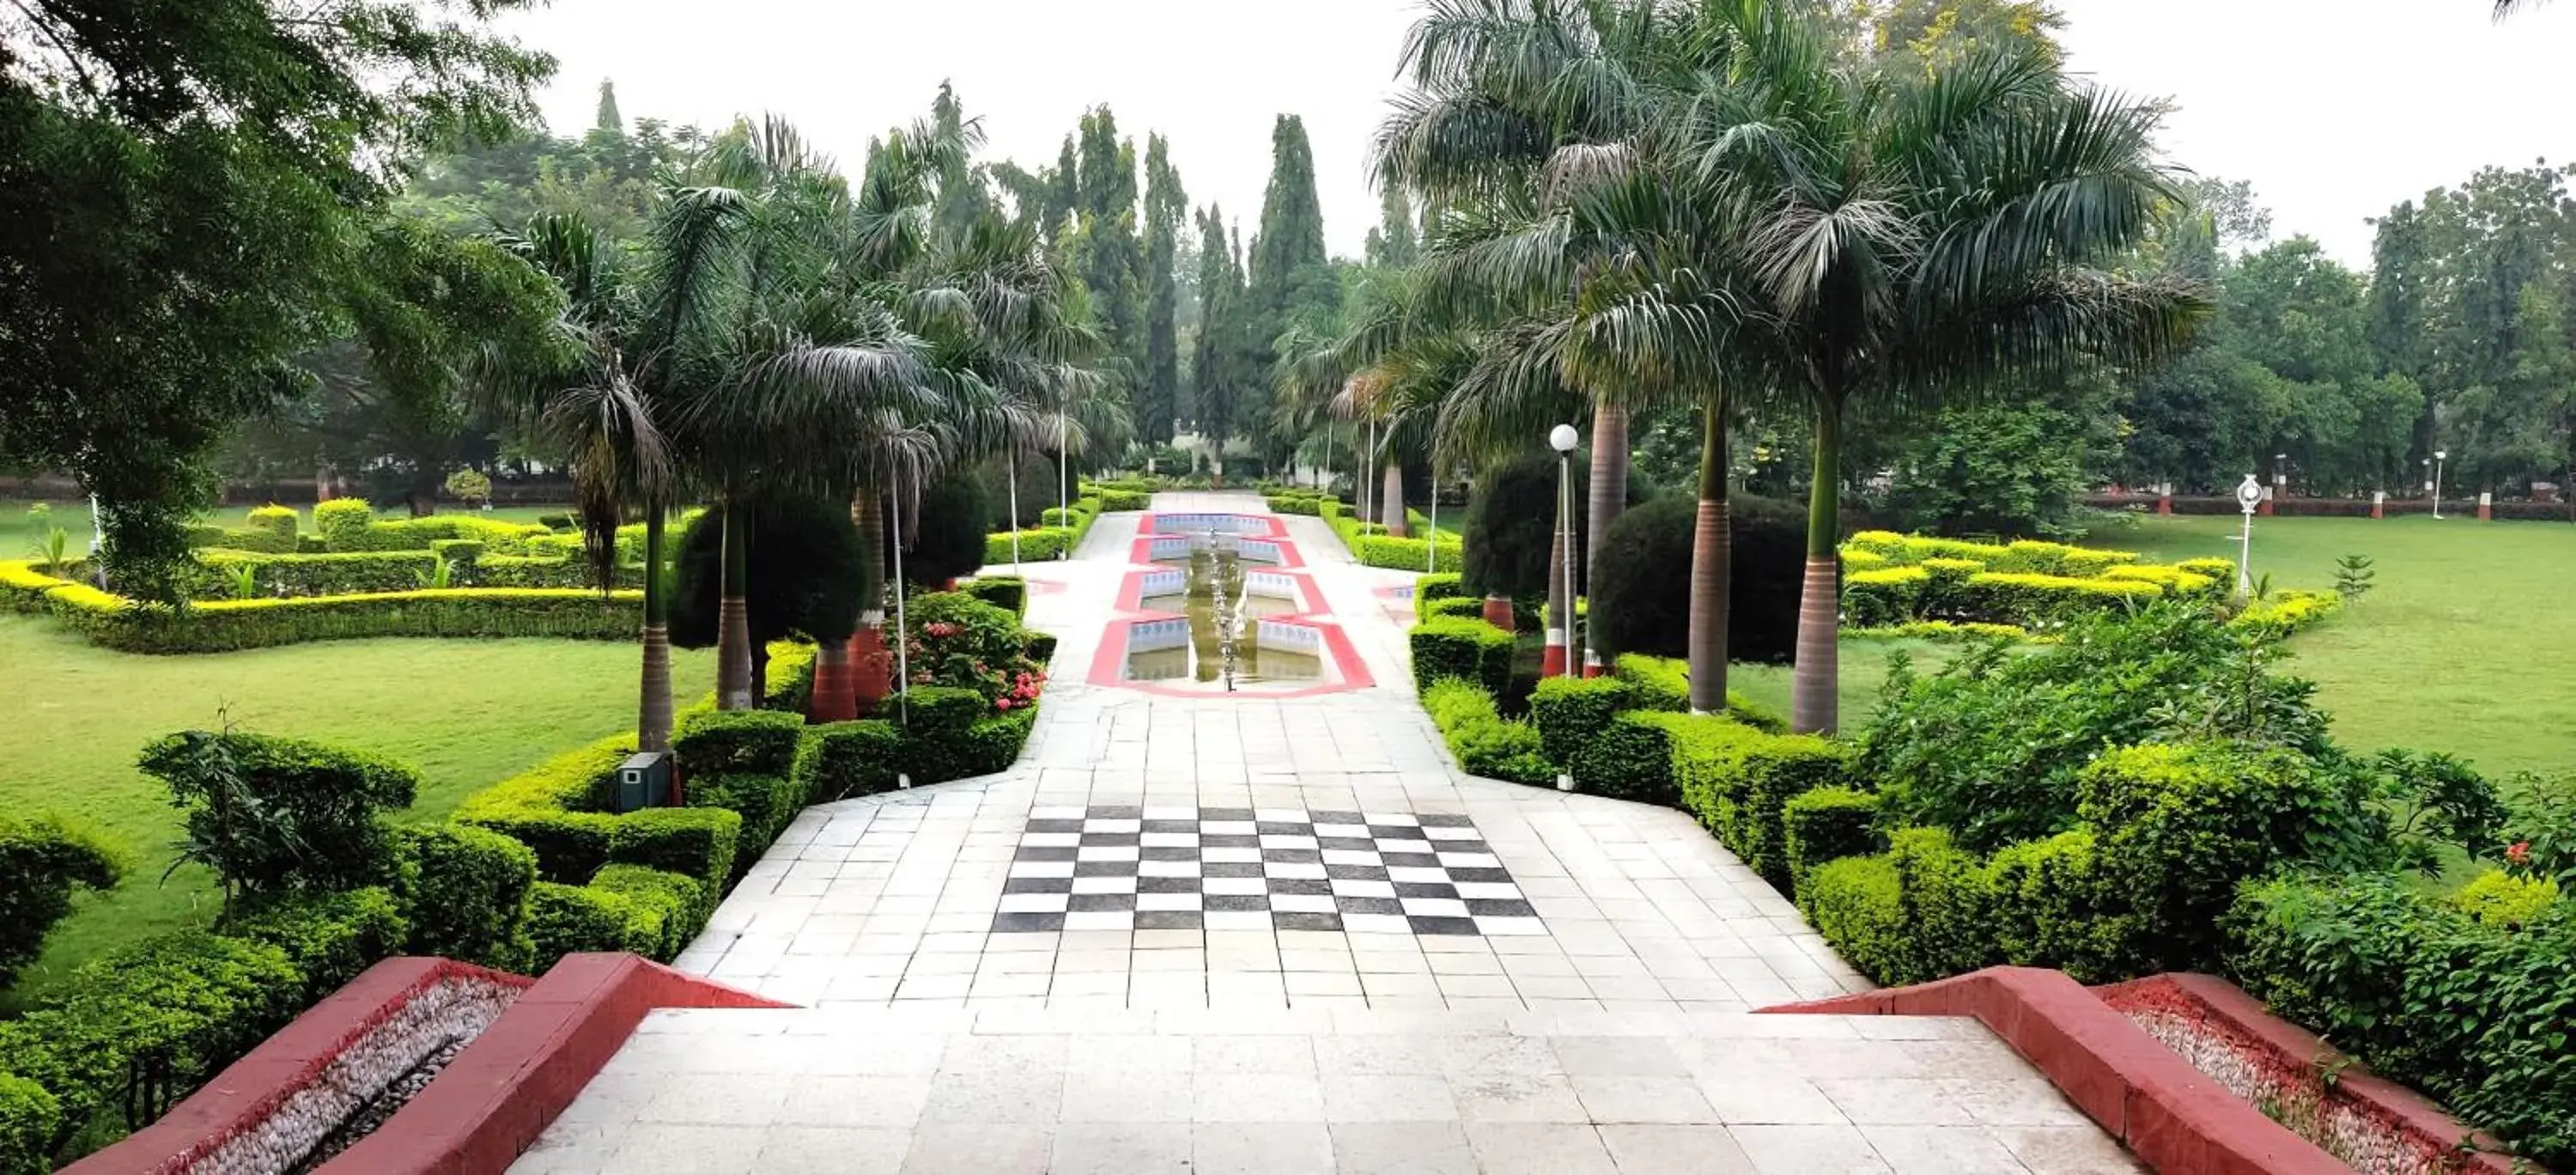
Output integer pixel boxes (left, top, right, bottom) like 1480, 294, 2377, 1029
993, 805, 1545, 936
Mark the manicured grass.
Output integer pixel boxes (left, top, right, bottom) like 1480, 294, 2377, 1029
0, 614, 714, 1008
2094, 514, 2576, 777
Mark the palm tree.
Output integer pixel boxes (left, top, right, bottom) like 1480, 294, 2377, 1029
1378, 0, 1788, 710
1692, 6, 2208, 733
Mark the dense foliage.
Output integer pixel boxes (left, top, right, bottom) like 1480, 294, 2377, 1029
1589, 494, 1806, 664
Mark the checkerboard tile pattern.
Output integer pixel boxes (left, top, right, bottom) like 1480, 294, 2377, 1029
993, 805, 1544, 936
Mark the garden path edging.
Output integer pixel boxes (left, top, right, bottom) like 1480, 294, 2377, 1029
1760, 965, 2345, 1175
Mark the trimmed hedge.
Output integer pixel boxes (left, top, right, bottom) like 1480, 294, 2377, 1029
1415, 572, 1466, 602
0, 815, 125, 991
964, 575, 1029, 618
1571, 710, 1688, 805
1610, 654, 1788, 730
183, 549, 439, 598
1529, 676, 1632, 769
222, 887, 410, 1001
1408, 616, 1514, 698
1421, 679, 1552, 786
1667, 716, 1856, 886
796, 721, 906, 801
1783, 788, 1884, 882
389, 825, 536, 971
9, 568, 641, 653
1321, 498, 1463, 572
1422, 596, 1482, 620
1837, 530, 2275, 631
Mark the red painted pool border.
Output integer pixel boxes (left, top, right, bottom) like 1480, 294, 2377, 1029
315, 953, 790, 1175
1136, 512, 1290, 539
1127, 533, 1306, 569
61, 958, 534, 1175
1762, 966, 2345, 1175
1091, 516, 1373, 698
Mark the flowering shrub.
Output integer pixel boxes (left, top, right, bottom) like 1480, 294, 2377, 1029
901, 591, 1048, 709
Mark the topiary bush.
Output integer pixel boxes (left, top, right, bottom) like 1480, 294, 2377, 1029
312, 498, 376, 551
671, 494, 870, 692
1408, 617, 1514, 698
908, 468, 995, 587
1462, 454, 1581, 599
139, 730, 422, 898
1528, 676, 1635, 768
964, 575, 1028, 618
795, 720, 905, 801
1666, 716, 1856, 887
1782, 788, 1885, 886
388, 825, 535, 971
674, 709, 805, 778
1589, 492, 1807, 665
1571, 711, 1686, 805
1421, 679, 1552, 786
0, 815, 125, 991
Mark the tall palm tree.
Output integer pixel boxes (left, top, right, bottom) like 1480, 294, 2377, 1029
1379, 0, 1792, 711
1693, 5, 2208, 733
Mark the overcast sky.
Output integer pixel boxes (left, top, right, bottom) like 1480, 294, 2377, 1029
498, 0, 2575, 267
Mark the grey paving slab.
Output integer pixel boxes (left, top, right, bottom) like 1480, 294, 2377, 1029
508, 492, 2142, 1174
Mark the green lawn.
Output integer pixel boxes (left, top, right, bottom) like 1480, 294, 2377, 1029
0, 616, 713, 1008
2094, 514, 2576, 778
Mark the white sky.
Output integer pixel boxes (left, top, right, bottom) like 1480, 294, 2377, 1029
499, 0, 2575, 267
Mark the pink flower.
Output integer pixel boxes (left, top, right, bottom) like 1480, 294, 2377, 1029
994, 697, 1012, 710
2506, 841, 2532, 866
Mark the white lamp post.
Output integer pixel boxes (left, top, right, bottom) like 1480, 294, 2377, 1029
2233, 473, 2262, 600
1057, 410, 1070, 559
1425, 468, 1441, 575
1548, 423, 1581, 679
2433, 450, 2449, 520
1006, 445, 1022, 575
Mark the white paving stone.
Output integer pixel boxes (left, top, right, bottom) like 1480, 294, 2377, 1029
509, 492, 2137, 1173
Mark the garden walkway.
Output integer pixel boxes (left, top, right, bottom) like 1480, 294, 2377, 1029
508, 493, 2140, 1174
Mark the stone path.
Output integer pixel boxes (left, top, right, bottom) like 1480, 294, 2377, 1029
511, 492, 2143, 1174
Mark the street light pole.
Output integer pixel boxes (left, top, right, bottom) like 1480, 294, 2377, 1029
2234, 473, 2262, 600
1547, 424, 1581, 678
2433, 449, 2449, 520
1007, 447, 1022, 575
1057, 409, 1070, 559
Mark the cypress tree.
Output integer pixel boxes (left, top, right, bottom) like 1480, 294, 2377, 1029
1192, 204, 1246, 459
593, 80, 622, 134
929, 82, 994, 242
1072, 107, 1147, 435
1245, 114, 1338, 458
1142, 135, 1188, 445
1364, 183, 1419, 269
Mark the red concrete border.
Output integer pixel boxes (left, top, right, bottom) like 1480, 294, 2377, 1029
1127, 533, 1307, 569
1762, 966, 2345, 1175
316, 953, 790, 1175
2097, 973, 2520, 1173
62, 958, 534, 1175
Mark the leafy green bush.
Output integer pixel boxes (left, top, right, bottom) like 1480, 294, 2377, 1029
1589, 492, 1807, 664
222, 886, 409, 1001
983, 525, 1072, 564
1528, 676, 1634, 768
1422, 596, 1482, 620
1667, 717, 1856, 886
1091, 488, 1149, 512
1414, 572, 1465, 602
1783, 788, 1884, 883
244, 505, 300, 547
586, 866, 705, 959
1420, 679, 1552, 786
0, 932, 302, 1169
313, 499, 375, 550
606, 807, 738, 917
1463, 454, 1578, 599
2228, 874, 2576, 1166
1861, 605, 2332, 851
796, 720, 905, 801
1798, 855, 1909, 986
1571, 711, 1686, 805
675, 709, 805, 778
1408, 616, 1513, 697
1983, 830, 2133, 981
390, 825, 535, 970
526, 880, 659, 963
0, 1075, 57, 1175
0, 815, 125, 991
183, 549, 440, 598
139, 730, 422, 897
1608, 654, 1788, 729
1880, 828, 2001, 984
908, 468, 995, 587
964, 575, 1029, 618
2447, 868, 2561, 931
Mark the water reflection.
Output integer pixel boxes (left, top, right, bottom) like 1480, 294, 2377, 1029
1126, 542, 1327, 689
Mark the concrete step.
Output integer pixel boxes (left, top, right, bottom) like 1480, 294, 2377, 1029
510, 1004, 2142, 1174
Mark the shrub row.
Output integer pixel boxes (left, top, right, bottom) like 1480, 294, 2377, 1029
1800, 740, 2372, 987
3, 561, 640, 652
1838, 531, 2245, 630
1319, 498, 1463, 573
1420, 679, 1552, 786
1408, 616, 1514, 698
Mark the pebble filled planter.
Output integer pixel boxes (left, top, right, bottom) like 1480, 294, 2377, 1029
2098, 975, 2522, 1175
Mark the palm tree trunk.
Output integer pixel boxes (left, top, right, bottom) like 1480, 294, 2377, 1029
715, 492, 754, 711
637, 506, 674, 752
1586, 402, 1629, 595
853, 490, 892, 713
1790, 402, 1844, 734
1686, 398, 1730, 715
1381, 462, 1407, 537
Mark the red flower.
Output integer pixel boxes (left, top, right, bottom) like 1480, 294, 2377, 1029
2506, 841, 2532, 866
994, 697, 1012, 710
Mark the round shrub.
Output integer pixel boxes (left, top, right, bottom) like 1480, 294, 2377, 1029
906, 468, 993, 588
1463, 454, 1584, 600
0, 815, 126, 990
671, 493, 871, 658
1589, 492, 1806, 664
